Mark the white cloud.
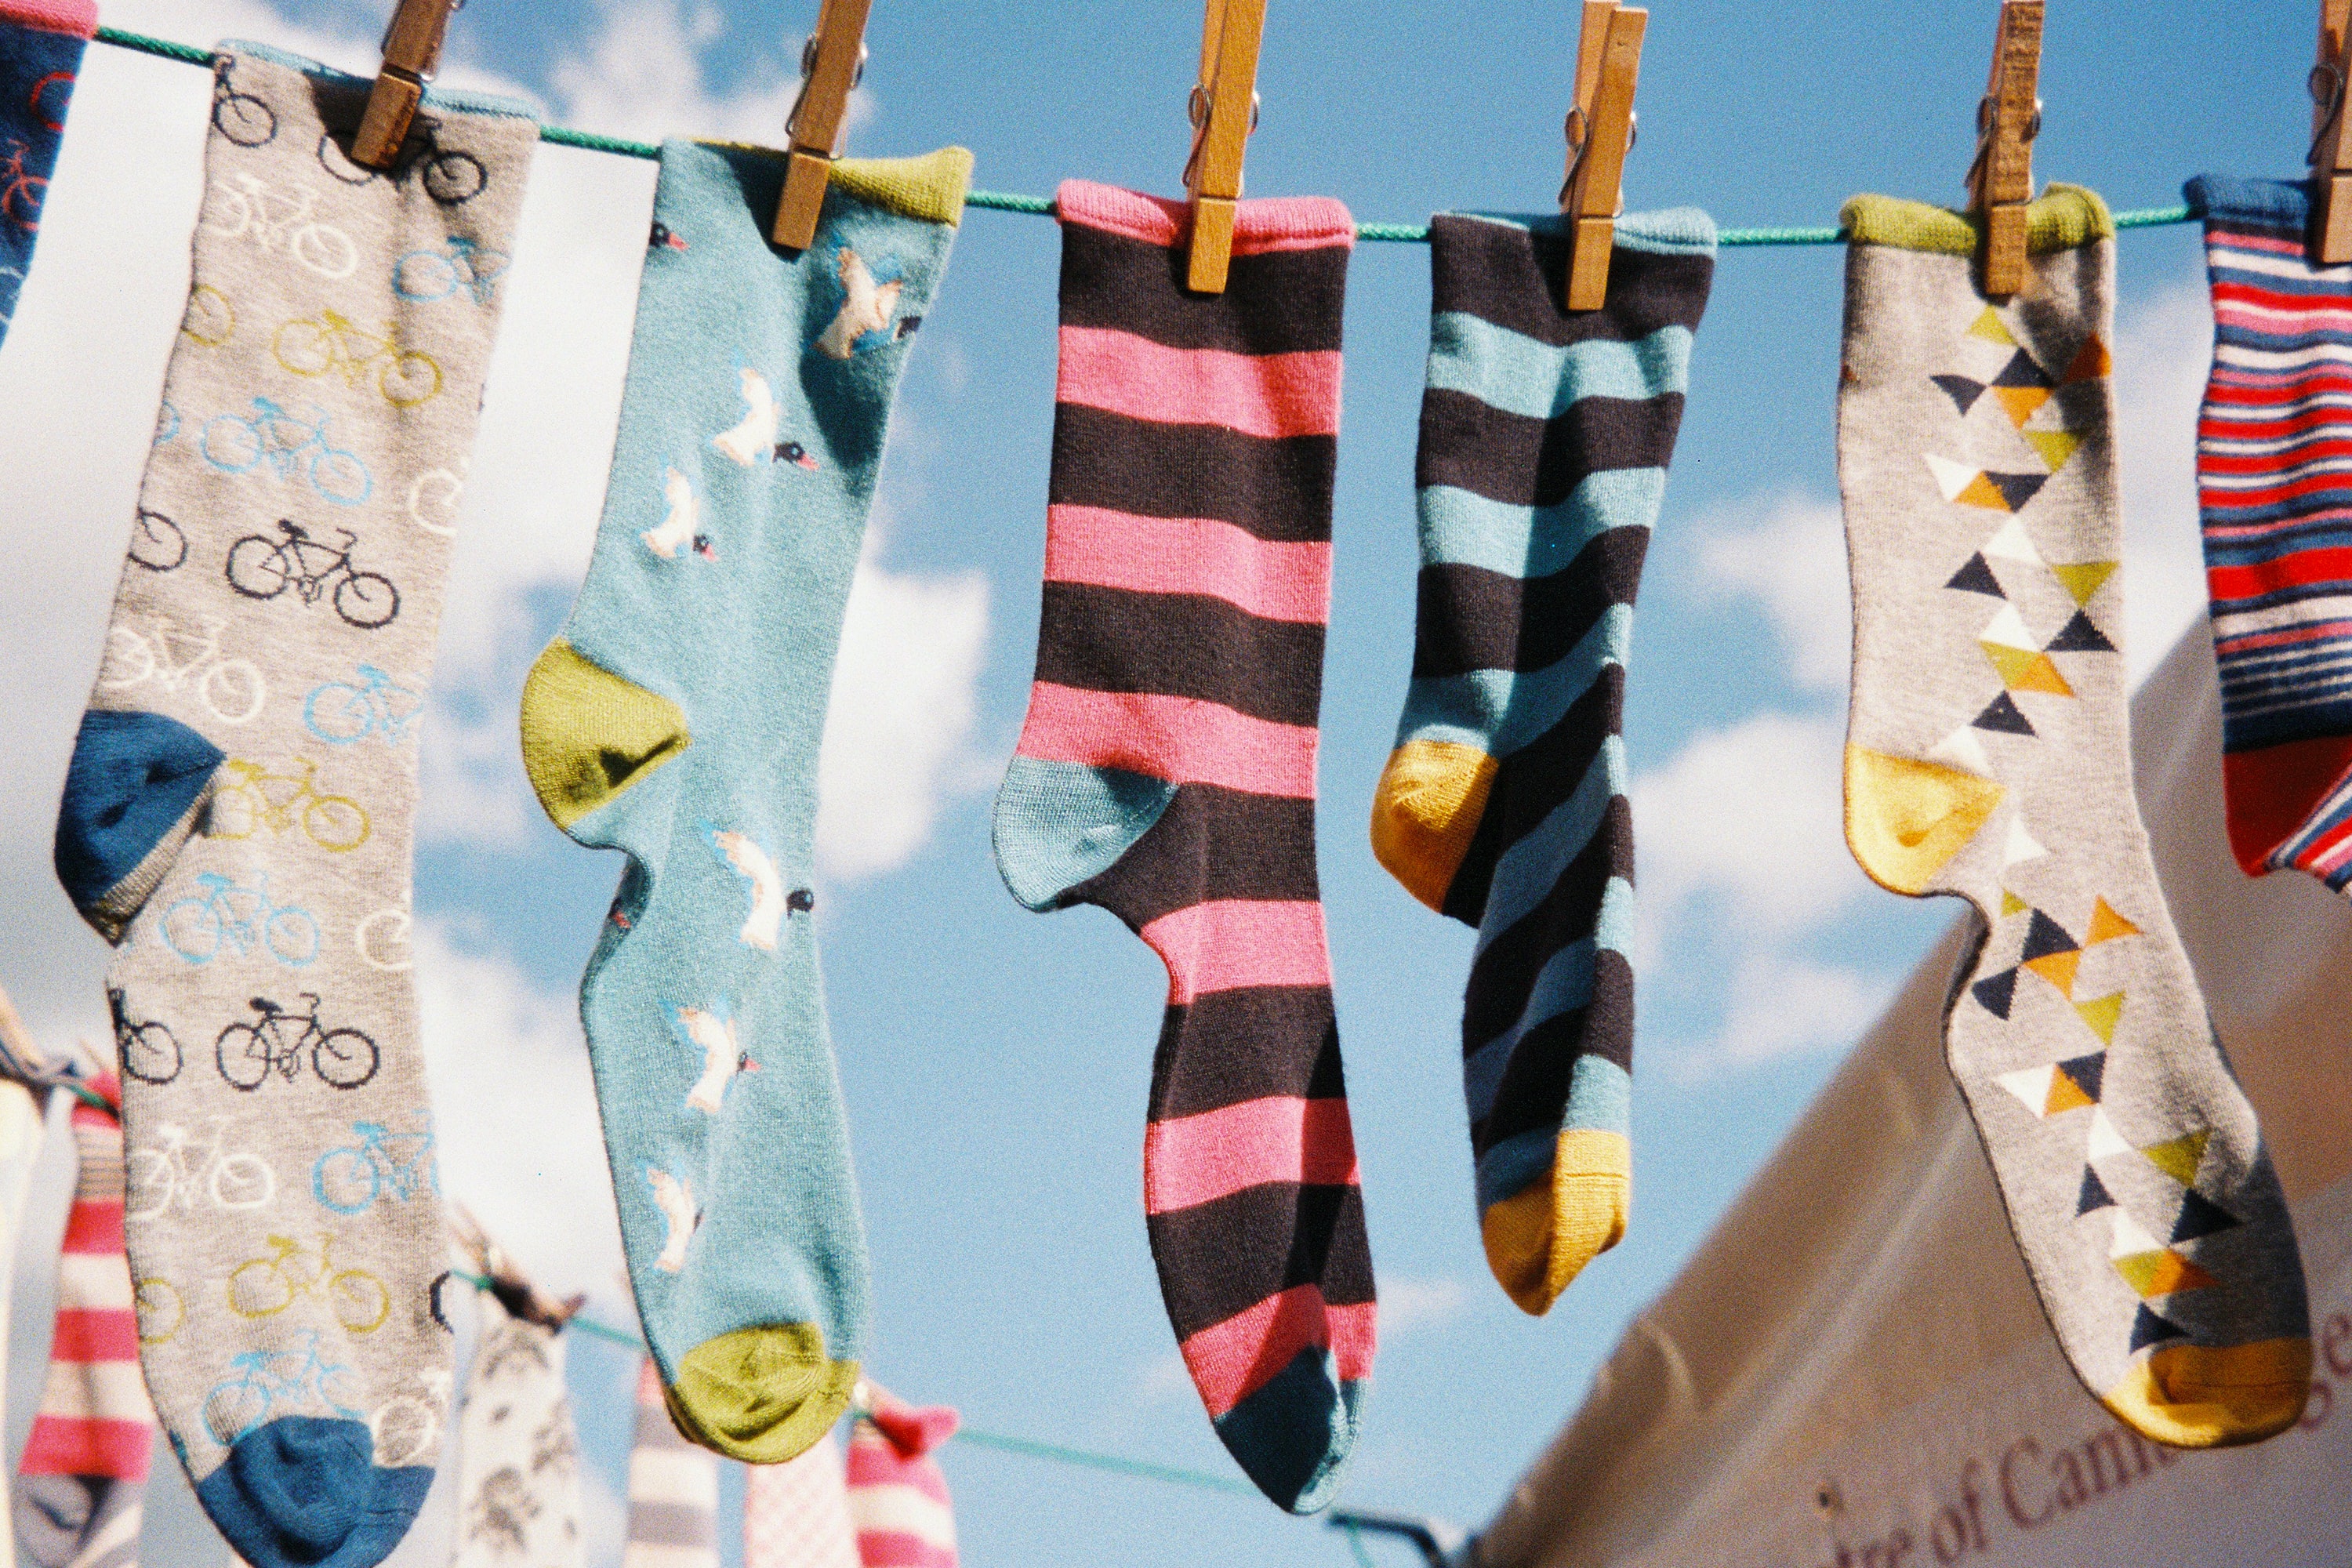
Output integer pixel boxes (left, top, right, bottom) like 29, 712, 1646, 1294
1698, 953, 1889, 1076
1691, 489, 1851, 693
1377, 1273, 1468, 1334
542, 0, 869, 151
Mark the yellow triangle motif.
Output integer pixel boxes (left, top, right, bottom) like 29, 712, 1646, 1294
2114, 1249, 2221, 1299
2051, 561, 2119, 607
1995, 386, 2051, 428
1982, 644, 2077, 695
1842, 747, 2006, 895
2022, 949, 2082, 998
2086, 897, 2141, 946
1969, 307, 2017, 346
2142, 1130, 2212, 1187
2074, 993, 2124, 1044
2002, 890, 2030, 916
1955, 474, 2016, 511
2024, 430, 2082, 472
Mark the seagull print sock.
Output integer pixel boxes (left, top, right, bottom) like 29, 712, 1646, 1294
2186, 176, 2352, 892
13, 1076, 154, 1568
1371, 208, 1713, 1316
0, 0, 96, 344
1838, 185, 2310, 1447
517, 143, 969, 1464
49, 45, 535, 1568
992, 181, 1371, 1513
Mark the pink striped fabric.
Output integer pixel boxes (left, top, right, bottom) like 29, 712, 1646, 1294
1055, 328, 1343, 439
1044, 506, 1332, 623
1144, 1096, 1359, 1214
1014, 684, 1319, 797
1178, 1286, 1379, 1418
744, 1433, 858, 1568
0, 0, 96, 35
846, 1388, 957, 1568
1139, 898, 1332, 1004
1051, 180, 1356, 256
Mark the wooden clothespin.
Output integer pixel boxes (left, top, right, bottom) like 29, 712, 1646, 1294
773, 0, 874, 251
1558, 0, 1645, 311
1181, 0, 1268, 295
1965, 0, 2044, 298
2310, 0, 2352, 262
351, 0, 463, 171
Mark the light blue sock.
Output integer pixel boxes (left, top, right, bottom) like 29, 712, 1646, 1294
518, 141, 970, 1463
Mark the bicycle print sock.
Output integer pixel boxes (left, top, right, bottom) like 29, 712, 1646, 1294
50, 45, 535, 1568
989, 181, 1372, 1512
452, 1292, 583, 1568
13, 1076, 155, 1568
1837, 186, 2310, 1446
623, 1358, 717, 1568
1370, 209, 1712, 1316
2185, 176, 2352, 892
516, 143, 967, 1464
0, 0, 96, 345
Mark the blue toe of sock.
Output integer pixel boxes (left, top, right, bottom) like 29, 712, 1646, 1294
53, 708, 223, 931
1212, 1349, 1367, 1515
196, 1417, 433, 1568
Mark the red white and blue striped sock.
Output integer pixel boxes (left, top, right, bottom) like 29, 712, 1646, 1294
992, 180, 1372, 1512
2190, 175, 2352, 891
13, 1074, 154, 1568
845, 1386, 956, 1568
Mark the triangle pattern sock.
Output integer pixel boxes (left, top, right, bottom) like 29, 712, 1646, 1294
13, 1076, 154, 1568
450, 1293, 583, 1568
1370, 206, 1715, 1316
991, 180, 1372, 1513
2184, 174, 2352, 892
48, 45, 535, 1568
0, 0, 96, 344
623, 1358, 717, 1568
1837, 184, 2310, 1448
517, 142, 971, 1465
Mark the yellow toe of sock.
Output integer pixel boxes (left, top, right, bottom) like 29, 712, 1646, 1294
666, 1323, 859, 1463
1371, 741, 1498, 913
2101, 1336, 2313, 1448
1480, 1131, 1631, 1316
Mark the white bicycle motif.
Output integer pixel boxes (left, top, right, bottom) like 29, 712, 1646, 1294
354, 908, 413, 972
100, 615, 266, 724
370, 1369, 451, 1468
125, 1120, 276, 1221
201, 174, 357, 279
406, 466, 463, 535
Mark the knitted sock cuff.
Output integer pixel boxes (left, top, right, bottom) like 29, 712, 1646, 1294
1842, 183, 2114, 257
2186, 174, 2310, 230
0, 0, 93, 37
834, 148, 973, 226
1054, 178, 1356, 252
222, 38, 540, 120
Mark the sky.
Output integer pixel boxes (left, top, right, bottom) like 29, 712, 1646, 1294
0, 0, 2316, 1564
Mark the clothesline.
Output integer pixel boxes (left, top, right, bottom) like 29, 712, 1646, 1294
93, 24, 2205, 247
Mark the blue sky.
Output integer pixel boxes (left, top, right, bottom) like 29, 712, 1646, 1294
0, 0, 2312, 1564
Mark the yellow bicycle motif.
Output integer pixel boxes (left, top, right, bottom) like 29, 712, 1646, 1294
210, 757, 371, 851
227, 1232, 390, 1333
182, 285, 234, 348
272, 310, 442, 408
135, 1276, 186, 1345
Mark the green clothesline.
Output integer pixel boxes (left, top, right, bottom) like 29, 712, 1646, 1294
448, 1272, 1264, 1501
93, 24, 2200, 246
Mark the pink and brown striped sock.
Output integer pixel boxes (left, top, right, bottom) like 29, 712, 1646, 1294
13, 1074, 155, 1568
992, 180, 1371, 1513
845, 1386, 956, 1568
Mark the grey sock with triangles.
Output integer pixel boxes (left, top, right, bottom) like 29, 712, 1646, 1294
1835, 185, 2310, 1448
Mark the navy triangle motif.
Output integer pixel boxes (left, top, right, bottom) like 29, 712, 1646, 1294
1946, 553, 2005, 597
2056, 1050, 2106, 1104
2046, 610, 2117, 653
1987, 471, 2048, 511
1994, 350, 2055, 390
2129, 1304, 2188, 1352
2076, 1165, 2117, 1215
1971, 966, 2020, 1020
2022, 909, 2082, 961
2172, 1189, 2241, 1243
1933, 374, 1988, 416
1974, 691, 2037, 735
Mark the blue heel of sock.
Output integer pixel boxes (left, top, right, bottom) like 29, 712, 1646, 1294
196, 1417, 432, 1568
53, 709, 223, 941
991, 757, 1177, 911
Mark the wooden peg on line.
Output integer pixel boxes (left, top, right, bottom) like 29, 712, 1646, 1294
773, 0, 874, 251
2310, 0, 2352, 262
1965, 0, 2044, 298
1558, 0, 1645, 311
352, 0, 463, 170
1183, 0, 1268, 295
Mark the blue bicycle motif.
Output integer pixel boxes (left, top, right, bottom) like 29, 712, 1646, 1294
314, 1120, 438, 1214
304, 664, 423, 746
201, 1329, 362, 1446
392, 236, 511, 305
160, 871, 319, 968
153, 400, 180, 446
199, 397, 372, 506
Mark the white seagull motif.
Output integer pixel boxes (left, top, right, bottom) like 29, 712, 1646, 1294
644, 1167, 699, 1272
712, 368, 779, 466
639, 467, 702, 559
816, 249, 903, 360
706, 826, 785, 949
668, 1002, 751, 1114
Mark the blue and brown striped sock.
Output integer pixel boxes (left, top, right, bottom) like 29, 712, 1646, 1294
992, 180, 1371, 1514
1371, 209, 1714, 1316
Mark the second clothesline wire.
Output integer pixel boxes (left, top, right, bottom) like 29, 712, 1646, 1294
93, 24, 2203, 245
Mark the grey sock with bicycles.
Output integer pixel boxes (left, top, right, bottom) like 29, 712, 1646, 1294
49, 42, 536, 1568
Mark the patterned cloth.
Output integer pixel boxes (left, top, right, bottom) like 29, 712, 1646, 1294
742, 1433, 855, 1568
450, 1293, 581, 1568
0, 0, 96, 342
845, 1392, 956, 1568
2187, 174, 2352, 891
622, 1357, 717, 1568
